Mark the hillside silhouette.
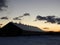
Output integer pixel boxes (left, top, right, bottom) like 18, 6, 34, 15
0, 22, 44, 36
0, 22, 60, 36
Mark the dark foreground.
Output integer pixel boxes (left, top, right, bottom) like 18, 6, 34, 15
0, 32, 60, 37
0, 35, 60, 45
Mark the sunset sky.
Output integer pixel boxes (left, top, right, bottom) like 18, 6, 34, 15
0, 0, 60, 32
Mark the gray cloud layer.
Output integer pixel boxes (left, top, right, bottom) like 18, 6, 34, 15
0, 0, 8, 11
36, 15, 60, 24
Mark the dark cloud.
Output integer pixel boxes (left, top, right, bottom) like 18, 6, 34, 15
55, 18, 60, 22
57, 22, 60, 24
23, 13, 30, 16
55, 18, 60, 24
0, 16, 8, 20
18, 13, 30, 19
46, 16, 56, 23
17, 13, 30, 20
36, 15, 60, 24
13, 17, 21, 20
0, 0, 8, 11
36, 15, 47, 20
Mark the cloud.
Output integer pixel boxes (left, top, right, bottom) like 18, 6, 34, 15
0, 16, 8, 20
46, 16, 56, 23
13, 13, 30, 20
36, 15, 47, 20
43, 27, 49, 29
23, 13, 30, 16
35, 15, 60, 24
18, 13, 30, 19
55, 18, 60, 22
0, 0, 8, 11
55, 18, 60, 24
13, 17, 21, 20
19, 16, 23, 18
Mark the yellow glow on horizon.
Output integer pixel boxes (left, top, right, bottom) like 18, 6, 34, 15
0, 20, 60, 32
21, 20, 60, 32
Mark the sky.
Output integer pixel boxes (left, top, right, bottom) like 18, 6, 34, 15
0, 0, 60, 32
